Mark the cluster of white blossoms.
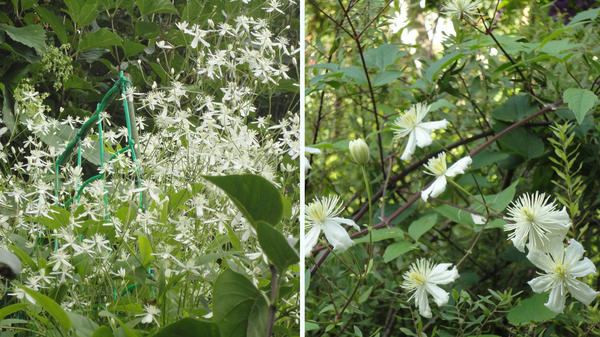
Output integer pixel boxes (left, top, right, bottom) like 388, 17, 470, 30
504, 193, 598, 312
392, 103, 448, 161
0, 2, 299, 321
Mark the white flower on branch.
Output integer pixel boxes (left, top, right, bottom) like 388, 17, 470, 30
402, 258, 459, 318
421, 152, 472, 202
392, 103, 448, 161
304, 196, 358, 257
504, 192, 570, 253
527, 239, 599, 313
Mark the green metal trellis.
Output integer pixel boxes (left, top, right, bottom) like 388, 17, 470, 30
53, 71, 144, 215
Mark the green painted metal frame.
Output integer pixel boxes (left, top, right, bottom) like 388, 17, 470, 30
53, 71, 144, 214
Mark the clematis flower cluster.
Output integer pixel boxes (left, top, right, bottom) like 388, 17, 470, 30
504, 192, 598, 312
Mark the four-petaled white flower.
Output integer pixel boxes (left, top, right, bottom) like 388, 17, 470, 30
421, 152, 472, 202
443, 0, 482, 20
527, 239, 599, 313
137, 304, 161, 326
392, 103, 448, 161
504, 192, 570, 253
402, 259, 459, 318
304, 196, 359, 257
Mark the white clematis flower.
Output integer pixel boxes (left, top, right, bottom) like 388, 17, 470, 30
527, 239, 598, 313
304, 196, 359, 257
421, 152, 472, 202
392, 103, 449, 161
402, 259, 459, 318
137, 304, 161, 326
504, 192, 570, 253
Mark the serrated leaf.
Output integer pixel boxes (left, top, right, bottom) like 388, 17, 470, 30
136, 0, 178, 16
563, 88, 597, 124
0, 24, 46, 55
64, 0, 98, 27
36, 6, 67, 44
364, 44, 402, 70
203, 174, 283, 227
78, 28, 122, 51
372, 70, 402, 87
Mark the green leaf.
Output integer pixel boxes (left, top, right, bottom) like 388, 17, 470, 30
353, 227, 403, 244
408, 214, 438, 241
340, 66, 367, 85
0, 303, 28, 320
136, 0, 178, 16
471, 150, 510, 170
17, 285, 72, 331
203, 174, 283, 227
92, 326, 114, 337
28, 205, 71, 230
491, 95, 538, 122
425, 51, 463, 82
0, 24, 46, 55
472, 179, 519, 213
213, 269, 269, 337
507, 293, 557, 325
122, 39, 146, 58
372, 70, 402, 87
67, 312, 99, 337
64, 0, 99, 27
568, 7, 600, 25
383, 241, 416, 263
137, 235, 154, 267
256, 221, 298, 272
433, 205, 475, 226
8, 245, 36, 270
364, 44, 402, 70
36, 6, 67, 44
78, 28, 122, 51
563, 88, 598, 124
134, 21, 160, 40
493, 122, 545, 159
152, 318, 219, 337
1, 82, 16, 132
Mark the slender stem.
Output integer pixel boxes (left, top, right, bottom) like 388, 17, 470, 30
265, 265, 279, 337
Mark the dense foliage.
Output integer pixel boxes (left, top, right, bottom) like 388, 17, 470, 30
0, 0, 299, 336
306, 0, 600, 336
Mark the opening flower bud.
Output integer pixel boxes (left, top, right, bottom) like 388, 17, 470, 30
349, 138, 370, 165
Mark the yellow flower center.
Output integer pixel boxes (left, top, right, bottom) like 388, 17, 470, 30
554, 263, 566, 278
409, 271, 426, 285
522, 208, 536, 223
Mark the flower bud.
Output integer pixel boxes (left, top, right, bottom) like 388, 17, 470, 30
349, 138, 370, 165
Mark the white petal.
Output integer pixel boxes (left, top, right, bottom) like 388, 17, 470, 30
445, 156, 472, 177
564, 239, 584, 267
528, 274, 554, 293
301, 156, 311, 170
414, 126, 433, 148
419, 119, 449, 131
330, 217, 360, 231
303, 226, 321, 257
422, 176, 447, 202
400, 131, 416, 161
428, 264, 459, 284
570, 257, 596, 278
527, 249, 555, 273
545, 282, 565, 313
510, 222, 529, 253
305, 147, 322, 155
425, 283, 449, 307
321, 221, 354, 252
414, 288, 432, 318
565, 278, 599, 306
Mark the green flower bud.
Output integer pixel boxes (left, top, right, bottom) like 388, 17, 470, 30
349, 138, 370, 165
